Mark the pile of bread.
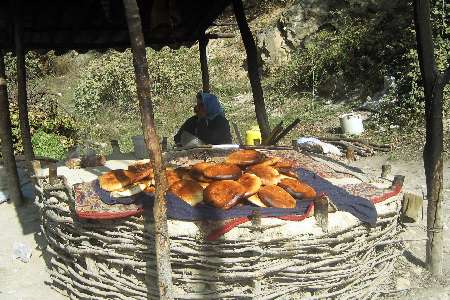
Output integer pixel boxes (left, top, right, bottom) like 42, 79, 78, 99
98, 149, 317, 210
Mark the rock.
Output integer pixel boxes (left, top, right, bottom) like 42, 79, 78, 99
256, 27, 290, 67
278, 0, 337, 48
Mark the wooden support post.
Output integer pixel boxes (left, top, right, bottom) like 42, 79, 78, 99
413, 0, 449, 276
199, 37, 210, 93
231, 122, 243, 145
381, 164, 392, 179
0, 51, 23, 206
314, 196, 328, 232
232, 0, 270, 141
122, 0, 174, 298
13, 0, 34, 163
48, 163, 57, 185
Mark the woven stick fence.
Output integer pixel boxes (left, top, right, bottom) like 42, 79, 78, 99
34, 152, 403, 299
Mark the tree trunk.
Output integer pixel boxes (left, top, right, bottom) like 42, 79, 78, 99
14, 0, 34, 163
232, 0, 270, 141
413, 0, 446, 276
0, 51, 23, 206
199, 37, 210, 93
122, 0, 174, 298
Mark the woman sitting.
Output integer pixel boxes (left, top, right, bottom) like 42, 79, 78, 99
174, 92, 232, 146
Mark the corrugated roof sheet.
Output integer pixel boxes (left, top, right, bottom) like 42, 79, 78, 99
0, 0, 232, 53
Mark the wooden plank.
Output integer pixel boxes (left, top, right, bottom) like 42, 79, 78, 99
0, 50, 23, 206
122, 0, 174, 298
232, 0, 270, 141
271, 118, 301, 145
263, 121, 283, 146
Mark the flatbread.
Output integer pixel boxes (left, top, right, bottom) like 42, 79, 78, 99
204, 180, 245, 210
225, 149, 265, 166
246, 194, 267, 207
203, 163, 242, 180
169, 180, 204, 206
246, 164, 280, 186
99, 169, 137, 192
278, 178, 317, 199
190, 162, 214, 182
258, 185, 296, 208
110, 178, 154, 197
237, 173, 262, 197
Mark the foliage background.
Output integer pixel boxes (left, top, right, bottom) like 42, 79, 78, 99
1, 0, 449, 159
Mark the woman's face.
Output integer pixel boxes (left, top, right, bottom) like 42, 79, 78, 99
194, 98, 207, 118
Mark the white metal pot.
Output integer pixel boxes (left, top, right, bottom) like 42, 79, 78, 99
340, 113, 364, 135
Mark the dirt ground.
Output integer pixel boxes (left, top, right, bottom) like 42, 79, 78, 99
0, 155, 449, 299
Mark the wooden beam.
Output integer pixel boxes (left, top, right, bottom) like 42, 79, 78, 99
232, 0, 270, 141
413, 0, 446, 276
13, 0, 34, 163
0, 51, 23, 206
122, 0, 174, 298
199, 37, 210, 93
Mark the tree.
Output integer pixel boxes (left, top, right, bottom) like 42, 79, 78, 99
413, 0, 450, 276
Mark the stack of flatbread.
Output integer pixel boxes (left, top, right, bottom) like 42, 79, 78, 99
98, 150, 317, 210
98, 161, 155, 198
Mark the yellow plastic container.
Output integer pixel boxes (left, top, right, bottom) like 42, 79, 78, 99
245, 126, 262, 145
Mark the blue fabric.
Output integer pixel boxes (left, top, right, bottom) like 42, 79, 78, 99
199, 92, 225, 120
92, 168, 377, 224
297, 169, 377, 225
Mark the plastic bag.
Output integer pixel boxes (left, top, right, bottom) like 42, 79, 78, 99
12, 242, 32, 263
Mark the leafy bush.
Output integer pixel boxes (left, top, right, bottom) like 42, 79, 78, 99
31, 129, 69, 160
4, 52, 53, 85
7, 93, 78, 156
73, 48, 202, 117
73, 47, 203, 149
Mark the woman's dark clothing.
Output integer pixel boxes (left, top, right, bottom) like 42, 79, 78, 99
174, 115, 232, 145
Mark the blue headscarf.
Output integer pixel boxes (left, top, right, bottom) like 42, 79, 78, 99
198, 92, 225, 120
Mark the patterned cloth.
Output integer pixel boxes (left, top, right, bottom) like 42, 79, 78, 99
73, 169, 402, 224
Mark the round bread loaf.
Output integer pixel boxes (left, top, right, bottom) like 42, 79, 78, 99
204, 180, 245, 210
257, 156, 281, 167
190, 162, 214, 182
128, 160, 151, 173
237, 173, 262, 197
110, 178, 153, 198
277, 168, 299, 179
99, 169, 137, 192
278, 177, 317, 199
166, 167, 193, 186
127, 161, 154, 181
225, 149, 264, 166
169, 180, 204, 206
203, 163, 242, 180
273, 159, 295, 169
258, 185, 296, 208
246, 194, 267, 207
246, 164, 280, 186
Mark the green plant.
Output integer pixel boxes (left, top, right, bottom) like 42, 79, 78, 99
31, 129, 70, 160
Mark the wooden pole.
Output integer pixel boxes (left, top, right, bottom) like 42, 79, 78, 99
121, 0, 174, 298
413, 0, 448, 276
0, 51, 23, 206
232, 0, 270, 141
13, 0, 34, 163
199, 37, 210, 93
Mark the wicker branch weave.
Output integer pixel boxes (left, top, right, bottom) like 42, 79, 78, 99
35, 170, 402, 299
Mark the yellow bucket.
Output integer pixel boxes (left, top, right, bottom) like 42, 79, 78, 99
245, 126, 262, 145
